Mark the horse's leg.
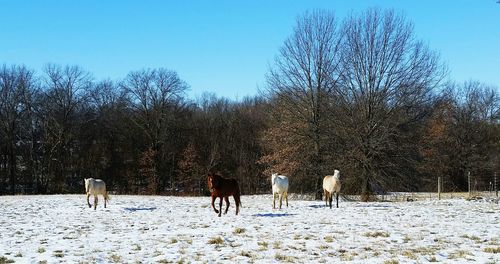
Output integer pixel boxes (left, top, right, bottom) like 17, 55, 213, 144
104, 194, 107, 208
94, 195, 98, 210
336, 192, 339, 208
279, 193, 283, 209
218, 197, 223, 217
273, 193, 276, 209
285, 191, 288, 207
324, 190, 328, 207
211, 195, 219, 214
329, 194, 333, 209
234, 194, 240, 215
87, 193, 91, 208
224, 196, 230, 214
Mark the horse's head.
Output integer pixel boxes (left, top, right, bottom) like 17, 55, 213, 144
333, 170, 340, 179
84, 178, 90, 193
271, 173, 277, 185
84, 178, 94, 193
207, 173, 221, 192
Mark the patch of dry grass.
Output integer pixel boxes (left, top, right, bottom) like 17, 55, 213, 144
240, 251, 254, 258
275, 253, 296, 262
402, 250, 417, 260
448, 249, 472, 259
257, 241, 269, 249
339, 252, 354, 261
109, 254, 122, 263
483, 246, 500, 253
364, 231, 390, 238
132, 244, 141, 251
324, 235, 334, 243
208, 236, 224, 245
52, 250, 64, 258
404, 246, 440, 256
233, 227, 246, 234
0, 256, 15, 264
273, 241, 282, 249
461, 234, 482, 243
428, 256, 439, 262
318, 244, 329, 250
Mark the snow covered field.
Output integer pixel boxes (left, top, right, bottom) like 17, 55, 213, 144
0, 194, 499, 263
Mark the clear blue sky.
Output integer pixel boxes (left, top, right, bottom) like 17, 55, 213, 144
1, 0, 499, 99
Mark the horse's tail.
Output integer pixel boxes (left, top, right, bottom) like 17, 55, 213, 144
235, 184, 242, 208
104, 191, 110, 201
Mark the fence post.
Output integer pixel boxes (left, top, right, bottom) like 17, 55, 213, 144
438, 177, 441, 200
495, 172, 498, 198
468, 171, 471, 198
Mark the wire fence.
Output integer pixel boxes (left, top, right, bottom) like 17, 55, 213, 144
342, 171, 499, 203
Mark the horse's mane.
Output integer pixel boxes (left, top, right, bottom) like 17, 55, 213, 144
208, 173, 222, 188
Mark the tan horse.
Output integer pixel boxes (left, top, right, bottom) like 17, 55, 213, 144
84, 178, 110, 210
323, 170, 341, 208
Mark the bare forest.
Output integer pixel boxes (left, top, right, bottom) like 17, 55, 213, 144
1, 9, 498, 197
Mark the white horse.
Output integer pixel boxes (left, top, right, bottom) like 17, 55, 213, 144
323, 170, 341, 208
84, 178, 110, 210
272, 173, 289, 209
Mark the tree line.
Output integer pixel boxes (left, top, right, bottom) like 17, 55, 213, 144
1, 8, 498, 197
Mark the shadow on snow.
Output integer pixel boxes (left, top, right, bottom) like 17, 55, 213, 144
124, 207, 157, 212
354, 204, 392, 208
252, 213, 297, 217
308, 204, 329, 209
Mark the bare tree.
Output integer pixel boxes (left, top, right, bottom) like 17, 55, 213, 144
449, 82, 498, 189
334, 9, 446, 198
80, 80, 131, 192
419, 82, 499, 192
0, 65, 37, 194
121, 68, 188, 194
192, 93, 233, 175
263, 10, 343, 199
38, 64, 92, 193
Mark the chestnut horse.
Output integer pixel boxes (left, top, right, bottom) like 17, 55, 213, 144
207, 173, 241, 217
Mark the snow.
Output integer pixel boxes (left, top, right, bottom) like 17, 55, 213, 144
0, 195, 499, 263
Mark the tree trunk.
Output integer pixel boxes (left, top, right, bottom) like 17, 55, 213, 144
316, 174, 323, 200
313, 138, 323, 200
9, 143, 16, 195
1, 154, 7, 194
361, 168, 371, 202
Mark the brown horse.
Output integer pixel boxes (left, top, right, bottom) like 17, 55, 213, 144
207, 173, 241, 217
